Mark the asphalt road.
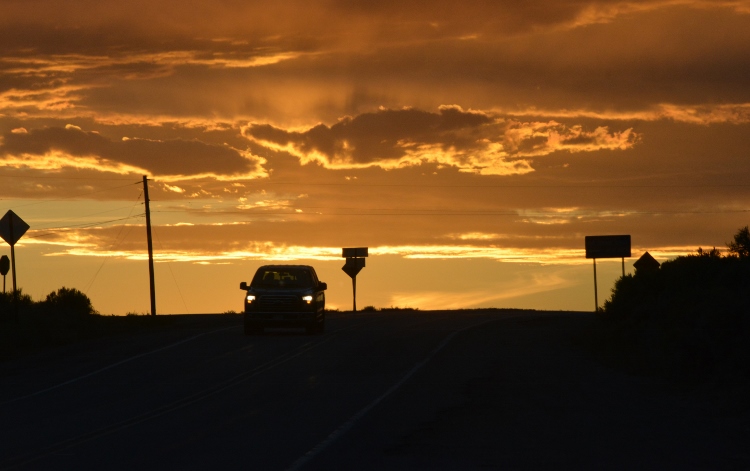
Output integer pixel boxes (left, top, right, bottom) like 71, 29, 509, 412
1, 310, 748, 470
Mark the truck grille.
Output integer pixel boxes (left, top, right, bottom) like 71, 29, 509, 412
258, 295, 298, 311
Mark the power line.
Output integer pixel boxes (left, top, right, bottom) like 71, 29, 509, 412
10, 205, 744, 240
30, 204, 147, 231
151, 179, 750, 189
25, 215, 144, 239
84, 192, 144, 294
152, 226, 190, 314
150, 208, 750, 217
1, 168, 748, 188
8, 181, 141, 209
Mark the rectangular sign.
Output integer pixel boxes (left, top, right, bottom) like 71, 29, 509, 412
342, 247, 368, 258
585, 235, 631, 259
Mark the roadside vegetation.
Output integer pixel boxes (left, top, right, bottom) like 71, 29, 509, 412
360, 305, 420, 312
581, 226, 750, 388
0, 287, 179, 360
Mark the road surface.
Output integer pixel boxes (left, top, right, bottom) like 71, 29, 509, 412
1, 310, 748, 470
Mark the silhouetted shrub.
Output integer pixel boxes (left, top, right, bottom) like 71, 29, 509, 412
597, 247, 750, 385
0, 289, 35, 319
40, 287, 98, 319
727, 225, 750, 258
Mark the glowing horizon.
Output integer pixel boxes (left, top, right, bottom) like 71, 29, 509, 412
2, 0, 749, 314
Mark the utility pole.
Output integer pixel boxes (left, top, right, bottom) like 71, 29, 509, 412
143, 176, 156, 316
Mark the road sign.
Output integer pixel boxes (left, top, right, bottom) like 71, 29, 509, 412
0, 210, 30, 246
342, 247, 368, 312
0, 255, 7, 293
342, 247, 368, 258
1, 210, 29, 294
585, 235, 631, 259
342, 257, 365, 278
634, 251, 660, 272
585, 235, 631, 312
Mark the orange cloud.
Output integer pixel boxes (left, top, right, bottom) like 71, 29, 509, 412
1, 50, 303, 76
0, 125, 267, 180
0, 151, 146, 174
0, 84, 85, 112
502, 103, 750, 125
25, 230, 693, 266
244, 106, 638, 174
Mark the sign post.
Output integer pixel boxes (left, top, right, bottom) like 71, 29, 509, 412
0, 255, 9, 293
585, 235, 631, 312
342, 247, 368, 312
0, 210, 30, 294
1, 210, 30, 322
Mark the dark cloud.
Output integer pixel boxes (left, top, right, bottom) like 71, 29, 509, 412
0, 1, 614, 53
246, 106, 493, 165
2, 1, 749, 125
244, 107, 637, 175
0, 125, 262, 177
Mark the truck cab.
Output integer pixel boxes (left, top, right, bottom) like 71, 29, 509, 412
240, 265, 327, 335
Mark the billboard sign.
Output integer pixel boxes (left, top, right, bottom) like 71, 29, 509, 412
342, 247, 368, 258
585, 235, 631, 259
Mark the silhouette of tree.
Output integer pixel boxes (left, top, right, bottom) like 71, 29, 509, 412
598, 226, 750, 384
696, 246, 722, 258
727, 225, 750, 258
42, 287, 98, 318
0, 289, 34, 317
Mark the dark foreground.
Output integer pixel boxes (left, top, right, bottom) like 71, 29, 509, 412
1, 310, 748, 470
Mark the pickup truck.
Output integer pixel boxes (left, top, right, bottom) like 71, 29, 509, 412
239, 265, 327, 335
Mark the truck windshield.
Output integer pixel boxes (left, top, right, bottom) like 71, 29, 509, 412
251, 268, 313, 288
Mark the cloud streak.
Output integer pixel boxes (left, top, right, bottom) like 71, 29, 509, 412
0, 124, 266, 180
245, 106, 638, 174
25, 235, 696, 269
503, 103, 750, 125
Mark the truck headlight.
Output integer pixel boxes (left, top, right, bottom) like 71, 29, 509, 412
302, 295, 313, 304
246, 295, 256, 302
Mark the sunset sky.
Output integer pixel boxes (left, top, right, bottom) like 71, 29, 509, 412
2, 0, 749, 314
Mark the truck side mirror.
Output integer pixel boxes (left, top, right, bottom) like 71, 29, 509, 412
240, 282, 248, 290
319, 282, 327, 291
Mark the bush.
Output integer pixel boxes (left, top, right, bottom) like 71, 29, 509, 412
40, 287, 98, 318
727, 225, 750, 258
0, 289, 35, 319
597, 248, 750, 385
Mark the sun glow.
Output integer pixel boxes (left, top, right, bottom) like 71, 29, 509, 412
20, 223, 698, 267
